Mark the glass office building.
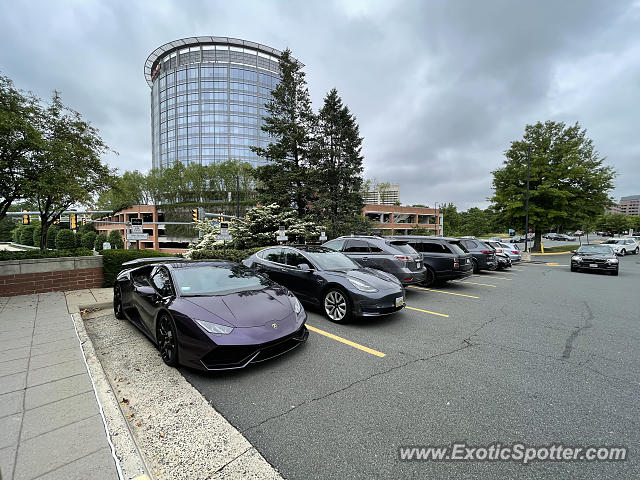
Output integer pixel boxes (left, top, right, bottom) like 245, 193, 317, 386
144, 36, 285, 169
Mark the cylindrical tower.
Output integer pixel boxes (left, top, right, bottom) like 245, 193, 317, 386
144, 36, 285, 170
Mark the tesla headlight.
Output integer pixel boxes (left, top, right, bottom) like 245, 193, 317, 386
195, 319, 234, 335
288, 295, 302, 315
348, 277, 378, 292
572, 256, 582, 262
606, 258, 619, 263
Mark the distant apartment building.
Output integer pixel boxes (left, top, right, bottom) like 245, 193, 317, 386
95, 206, 194, 253
619, 195, 640, 216
363, 183, 400, 206
363, 204, 442, 236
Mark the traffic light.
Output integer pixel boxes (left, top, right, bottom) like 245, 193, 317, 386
22, 211, 29, 225
70, 213, 77, 230
192, 208, 199, 222
81, 218, 86, 226
219, 214, 224, 224
53, 217, 60, 225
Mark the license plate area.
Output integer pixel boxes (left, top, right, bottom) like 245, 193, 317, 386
589, 263, 598, 267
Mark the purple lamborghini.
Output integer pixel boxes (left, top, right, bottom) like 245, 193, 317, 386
113, 259, 308, 371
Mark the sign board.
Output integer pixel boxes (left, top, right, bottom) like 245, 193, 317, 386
220, 222, 229, 233
217, 233, 233, 241
102, 242, 111, 250
319, 230, 327, 242
508, 229, 515, 237
127, 232, 149, 241
131, 218, 143, 233
277, 225, 287, 242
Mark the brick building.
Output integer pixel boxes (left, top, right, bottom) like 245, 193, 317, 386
362, 204, 442, 235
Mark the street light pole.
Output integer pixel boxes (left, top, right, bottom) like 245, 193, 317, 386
524, 146, 531, 253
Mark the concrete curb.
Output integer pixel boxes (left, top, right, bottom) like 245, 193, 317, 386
71, 309, 152, 480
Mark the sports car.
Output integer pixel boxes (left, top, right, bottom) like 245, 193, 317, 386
113, 259, 308, 371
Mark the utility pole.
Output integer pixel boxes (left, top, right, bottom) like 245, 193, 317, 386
524, 146, 531, 253
236, 175, 240, 220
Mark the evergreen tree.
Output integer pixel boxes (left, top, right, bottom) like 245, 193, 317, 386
311, 88, 364, 232
253, 49, 315, 216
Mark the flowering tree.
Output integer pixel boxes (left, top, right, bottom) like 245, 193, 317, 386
185, 203, 323, 257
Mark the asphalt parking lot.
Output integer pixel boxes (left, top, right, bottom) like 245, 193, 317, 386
181, 255, 640, 479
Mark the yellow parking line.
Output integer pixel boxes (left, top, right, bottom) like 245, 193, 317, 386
306, 324, 386, 357
406, 306, 450, 317
474, 275, 512, 280
456, 281, 497, 288
409, 285, 479, 298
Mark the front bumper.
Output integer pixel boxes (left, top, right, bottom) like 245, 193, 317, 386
193, 325, 309, 371
354, 289, 406, 317
571, 261, 618, 272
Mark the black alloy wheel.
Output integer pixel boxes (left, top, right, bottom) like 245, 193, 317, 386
113, 285, 125, 319
157, 314, 179, 367
620, 249, 626, 256
423, 268, 436, 287
472, 259, 479, 274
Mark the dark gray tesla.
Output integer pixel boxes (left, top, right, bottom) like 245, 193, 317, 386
243, 246, 405, 322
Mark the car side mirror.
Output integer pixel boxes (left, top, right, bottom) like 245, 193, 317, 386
298, 263, 312, 272
135, 285, 156, 296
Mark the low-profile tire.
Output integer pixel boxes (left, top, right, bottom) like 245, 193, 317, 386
472, 259, 479, 274
635, 247, 639, 255
423, 267, 436, 287
323, 288, 352, 323
488, 262, 497, 271
620, 249, 626, 256
157, 313, 179, 367
570, 265, 577, 272
113, 284, 125, 319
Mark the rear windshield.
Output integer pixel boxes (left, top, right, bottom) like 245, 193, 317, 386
388, 241, 418, 255
447, 241, 467, 254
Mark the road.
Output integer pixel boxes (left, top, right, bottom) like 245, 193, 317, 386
182, 255, 640, 479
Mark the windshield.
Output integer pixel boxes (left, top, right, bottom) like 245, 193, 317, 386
447, 241, 468, 254
603, 239, 624, 244
305, 250, 360, 270
388, 241, 418, 255
577, 245, 614, 255
172, 264, 270, 296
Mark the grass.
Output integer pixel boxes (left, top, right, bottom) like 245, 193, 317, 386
541, 244, 580, 253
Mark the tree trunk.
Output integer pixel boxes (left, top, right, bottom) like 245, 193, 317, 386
532, 229, 542, 252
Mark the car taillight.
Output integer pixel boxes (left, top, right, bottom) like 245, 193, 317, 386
495, 248, 503, 253
481, 250, 493, 254
453, 258, 460, 269
511, 250, 519, 254
394, 255, 412, 261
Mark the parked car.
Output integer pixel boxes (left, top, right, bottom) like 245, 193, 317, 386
543, 233, 576, 241
484, 241, 513, 270
570, 245, 619, 275
458, 238, 497, 273
600, 238, 640, 256
388, 235, 473, 286
485, 240, 520, 264
322, 236, 426, 286
113, 260, 308, 370
243, 245, 405, 322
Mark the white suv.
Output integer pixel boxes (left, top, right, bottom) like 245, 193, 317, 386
601, 238, 639, 256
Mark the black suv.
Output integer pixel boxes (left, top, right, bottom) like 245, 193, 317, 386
389, 236, 473, 286
323, 236, 426, 286
459, 238, 497, 273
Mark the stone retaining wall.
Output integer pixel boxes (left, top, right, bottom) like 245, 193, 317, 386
0, 256, 103, 296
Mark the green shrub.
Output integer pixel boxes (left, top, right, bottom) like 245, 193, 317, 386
19, 225, 35, 246
94, 233, 108, 251
102, 249, 179, 287
0, 248, 92, 262
81, 232, 97, 250
0, 218, 15, 242
55, 229, 77, 250
12, 226, 22, 243
107, 230, 124, 250
189, 247, 265, 263
46, 226, 59, 249
77, 223, 96, 236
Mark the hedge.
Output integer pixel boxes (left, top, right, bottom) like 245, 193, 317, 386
0, 248, 93, 262
107, 230, 124, 250
102, 249, 180, 287
81, 232, 97, 250
94, 233, 108, 251
189, 246, 265, 263
56, 229, 77, 250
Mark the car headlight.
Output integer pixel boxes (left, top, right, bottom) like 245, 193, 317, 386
348, 277, 378, 292
606, 258, 619, 263
572, 256, 582, 262
195, 319, 234, 335
288, 295, 302, 315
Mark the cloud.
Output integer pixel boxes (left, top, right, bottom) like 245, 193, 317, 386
1, 0, 638, 210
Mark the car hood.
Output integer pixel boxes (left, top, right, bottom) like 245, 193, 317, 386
350, 268, 403, 290
576, 252, 616, 259
182, 287, 294, 328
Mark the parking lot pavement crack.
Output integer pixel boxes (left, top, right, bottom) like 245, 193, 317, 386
561, 301, 594, 360
208, 445, 253, 477
242, 342, 476, 434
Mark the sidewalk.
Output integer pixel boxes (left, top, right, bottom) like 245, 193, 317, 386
0, 292, 120, 480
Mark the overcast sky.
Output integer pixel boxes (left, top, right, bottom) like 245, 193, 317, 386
1, 0, 638, 209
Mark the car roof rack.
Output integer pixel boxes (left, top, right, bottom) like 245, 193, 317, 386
121, 257, 184, 266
